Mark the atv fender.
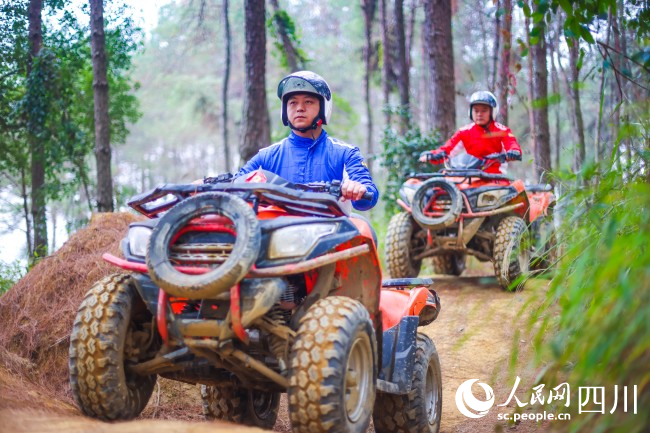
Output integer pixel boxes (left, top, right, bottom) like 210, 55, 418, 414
376, 283, 440, 394
527, 191, 555, 223
377, 316, 418, 394
379, 286, 440, 330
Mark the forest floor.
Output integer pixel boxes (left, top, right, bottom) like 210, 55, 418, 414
0, 215, 552, 433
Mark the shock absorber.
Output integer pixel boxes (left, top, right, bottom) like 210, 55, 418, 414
266, 280, 297, 372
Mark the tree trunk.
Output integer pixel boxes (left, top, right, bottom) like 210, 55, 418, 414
406, 0, 416, 70
568, 38, 585, 173
423, 0, 456, 138
269, 0, 301, 72
491, 0, 501, 91
477, 0, 490, 86
222, 0, 232, 172
361, 0, 376, 173
90, 0, 113, 212
28, 0, 47, 259
240, 0, 271, 163
611, 3, 623, 164
21, 167, 33, 257
531, 8, 551, 183
554, 16, 581, 166
496, 0, 512, 124
380, 0, 392, 126
525, 5, 537, 178
395, 0, 409, 132
549, 28, 561, 171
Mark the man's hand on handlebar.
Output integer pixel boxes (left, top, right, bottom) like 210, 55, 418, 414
419, 150, 446, 163
341, 180, 369, 202
506, 150, 522, 161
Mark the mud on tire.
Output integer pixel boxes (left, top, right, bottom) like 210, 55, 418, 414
431, 253, 466, 276
69, 273, 157, 420
493, 216, 530, 291
201, 383, 280, 429
386, 212, 425, 278
147, 192, 260, 299
373, 333, 442, 433
288, 296, 377, 433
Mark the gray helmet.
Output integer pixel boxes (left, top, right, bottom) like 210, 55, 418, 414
468, 90, 498, 121
277, 71, 333, 129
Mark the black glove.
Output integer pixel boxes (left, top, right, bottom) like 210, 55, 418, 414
484, 152, 506, 163
419, 150, 446, 163
506, 150, 522, 161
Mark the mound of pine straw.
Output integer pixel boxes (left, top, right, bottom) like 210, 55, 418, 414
0, 212, 214, 420
0, 213, 142, 397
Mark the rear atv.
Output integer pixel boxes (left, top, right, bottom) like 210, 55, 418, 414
386, 151, 556, 290
69, 171, 443, 433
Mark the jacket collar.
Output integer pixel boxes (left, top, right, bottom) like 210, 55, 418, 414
289, 129, 328, 148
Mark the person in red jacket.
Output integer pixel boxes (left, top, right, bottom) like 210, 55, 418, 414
419, 90, 522, 174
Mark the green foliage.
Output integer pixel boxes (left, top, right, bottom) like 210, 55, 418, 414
526, 0, 649, 44
528, 153, 650, 431
380, 107, 442, 214
0, 1, 142, 249
267, 8, 309, 70
0, 260, 24, 296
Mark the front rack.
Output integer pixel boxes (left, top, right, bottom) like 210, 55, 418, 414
128, 182, 347, 219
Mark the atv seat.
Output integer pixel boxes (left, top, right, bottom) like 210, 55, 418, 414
382, 278, 433, 289
527, 184, 553, 192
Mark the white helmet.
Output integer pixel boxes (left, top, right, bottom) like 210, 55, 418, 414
468, 90, 498, 121
277, 71, 333, 131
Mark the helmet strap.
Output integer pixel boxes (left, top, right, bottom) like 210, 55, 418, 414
289, 117, 323, 133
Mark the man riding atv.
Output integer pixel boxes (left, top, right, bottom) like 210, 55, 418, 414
238, 70, 379, 211
385, 91, 556, 290
419, 90, 522, 173
69, 72, 445, 433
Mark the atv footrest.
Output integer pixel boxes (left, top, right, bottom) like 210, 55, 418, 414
376, 378, 407, 395
382, 278, 433, 288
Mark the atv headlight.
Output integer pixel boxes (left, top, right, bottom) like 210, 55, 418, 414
128, 226, 153, 258
477, 189, 511, 207
268, 223, 337, 259
399, 183, 418, 205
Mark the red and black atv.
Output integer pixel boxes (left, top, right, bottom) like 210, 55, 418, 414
385, 150, 556, 290
68, 169, 443, 433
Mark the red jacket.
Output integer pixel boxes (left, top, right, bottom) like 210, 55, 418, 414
435, 121, 521, 173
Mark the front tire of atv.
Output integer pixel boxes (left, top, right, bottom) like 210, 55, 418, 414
493, 216, 530, 291
288, 296, 377, 433
386, 212, 425, 278
431, 253, 466, 276
147, 192, 260, 299
69, 273, 157, 420
200, 383, 280, 429
373, 333, 442, 433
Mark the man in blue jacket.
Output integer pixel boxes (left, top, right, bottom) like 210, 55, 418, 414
237, 71, 379, 211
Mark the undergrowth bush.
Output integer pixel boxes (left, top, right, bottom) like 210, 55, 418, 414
0, 260, 24, 296
529, 163, 649, 432
380, 109, 442, 214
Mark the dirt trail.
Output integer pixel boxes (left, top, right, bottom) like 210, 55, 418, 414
0, 271, 547, 433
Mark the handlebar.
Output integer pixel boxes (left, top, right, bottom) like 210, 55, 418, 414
302, 180, 373, 201
128, 174, 374, 219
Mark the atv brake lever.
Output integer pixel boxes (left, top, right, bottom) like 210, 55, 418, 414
204, 173, 234, 184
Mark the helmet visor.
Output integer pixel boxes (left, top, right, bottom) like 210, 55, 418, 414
277, 75, 331, 101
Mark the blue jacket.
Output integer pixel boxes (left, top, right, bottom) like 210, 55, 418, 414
237, 130, 379, 211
